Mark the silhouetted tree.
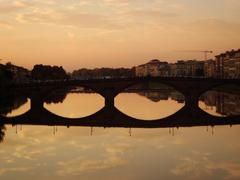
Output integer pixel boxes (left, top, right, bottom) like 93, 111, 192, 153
0, 64, 13, 86
72, 67, 135, 79
32, 64, 69, 80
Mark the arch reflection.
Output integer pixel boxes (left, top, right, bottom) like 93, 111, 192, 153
44, 86, 104, 118
115, 82, 185, 120
199, 85, 240, 117
0, 93, 30, 117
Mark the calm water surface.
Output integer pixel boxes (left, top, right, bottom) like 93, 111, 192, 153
115, 92, 185, 120
0, 90, 240, 180
44, 93, 104, 118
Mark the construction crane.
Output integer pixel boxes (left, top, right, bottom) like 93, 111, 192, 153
176, 50, 213, 61
200, 50, 213, 61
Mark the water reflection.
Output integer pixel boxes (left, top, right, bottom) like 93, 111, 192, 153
0, 125, 239, 180
0, 124, 6, 143
0, 93, 30, 117
44, 92, 104, 118
1, 85, 240, 119
115, 91, 185, 120
0, 84, 240, 179
43, 88, 68, 104
0, 86, 240, 179
115, 82, 186, 120
199, 88, 240, 117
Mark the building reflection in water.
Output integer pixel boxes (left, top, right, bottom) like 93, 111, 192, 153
137, 91, 185, 104
200, 90, 240, 116
127, 83, 177, 102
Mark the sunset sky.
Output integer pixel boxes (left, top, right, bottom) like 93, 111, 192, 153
0, 0, 240, 71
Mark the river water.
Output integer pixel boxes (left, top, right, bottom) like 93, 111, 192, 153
0, 87, 240, 180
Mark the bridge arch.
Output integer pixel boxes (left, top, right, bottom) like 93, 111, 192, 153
43, 91, 105, 119
196, 82, 239, 97
112, 78, 187, 97
114, 80, 186, 120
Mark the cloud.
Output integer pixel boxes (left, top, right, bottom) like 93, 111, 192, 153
18, 9, 124, 29
171, 156, 212, 178
188, 18, 240, 31
67, 32, 75, 38
0, 0, 32, 14
0, 166, 33, 176
0, 20, 12, 29
208, 162, 240, 179
56, 156, 127, 176
171, 152, 240, 179
4, 0, 184, 30
184, 18, 240, 37
102, 0, 138, 4
105, 142, 133, 154
56, 140, 131, 176
0, 5, 20, 14
224, 0, 240, 9
124, 10, 178, 18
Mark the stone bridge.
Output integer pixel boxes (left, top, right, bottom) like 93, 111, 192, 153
1, 77, 240, 128
8, 77, 240, 111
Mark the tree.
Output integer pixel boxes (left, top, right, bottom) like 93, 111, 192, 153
31, 64, 68, 80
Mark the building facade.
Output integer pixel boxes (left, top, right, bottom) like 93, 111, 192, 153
215, 49, 240, 79
204, 59, 216, 78
136, 49, 240, 79
136, 59, 204, 77
135, 59, 170, 77
170, 60, 204, 77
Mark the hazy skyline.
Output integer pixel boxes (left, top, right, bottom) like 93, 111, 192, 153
0, 0, 240, 71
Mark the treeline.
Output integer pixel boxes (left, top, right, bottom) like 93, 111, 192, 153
1, 63, 69, 83
32, 64, 68, 80
1, 63, 136, 83
0, 62, 31, 85
0, 64, 13, 85
72, 67, 135, 79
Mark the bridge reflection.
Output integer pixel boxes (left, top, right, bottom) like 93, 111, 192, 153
200, 90, 240, 116
1, 99, 240, 129
7, 77, 240, 116
1, 77, 240, 129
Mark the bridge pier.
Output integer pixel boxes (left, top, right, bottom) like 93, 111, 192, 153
29, 94, 45, 114
185, 95, 199, 110
105, 96, 115, 108
101, 88, 117, 110
182, 91, 202, 117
